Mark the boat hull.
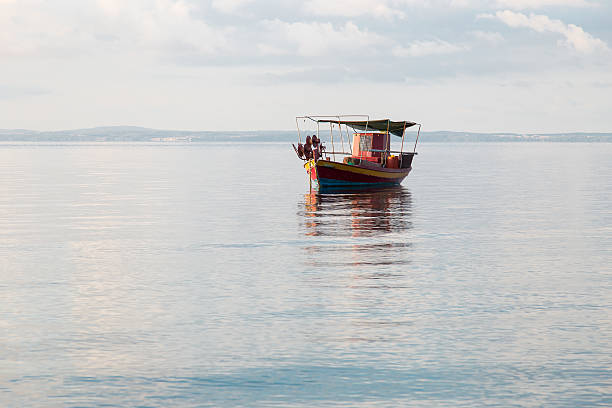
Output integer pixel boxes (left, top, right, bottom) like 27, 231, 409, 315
306, 159, 411, 188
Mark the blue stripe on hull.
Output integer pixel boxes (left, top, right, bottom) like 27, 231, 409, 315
316, 177, 401, 187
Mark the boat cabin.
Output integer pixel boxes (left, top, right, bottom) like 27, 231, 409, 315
352, 132, 390, 163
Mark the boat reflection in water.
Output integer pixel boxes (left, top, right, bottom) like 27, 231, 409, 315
299, 186, 413, 272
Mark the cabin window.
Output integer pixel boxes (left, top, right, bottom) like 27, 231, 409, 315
358, 135, 372, 153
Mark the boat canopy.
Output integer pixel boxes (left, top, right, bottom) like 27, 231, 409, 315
315, 119, 417, 137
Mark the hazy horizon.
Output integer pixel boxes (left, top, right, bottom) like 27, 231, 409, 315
1, 125, 611, 144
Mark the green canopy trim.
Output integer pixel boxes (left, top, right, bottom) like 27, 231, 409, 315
316, 119, 417, 137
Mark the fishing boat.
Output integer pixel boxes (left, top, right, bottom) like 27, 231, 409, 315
293, 115, 421, 189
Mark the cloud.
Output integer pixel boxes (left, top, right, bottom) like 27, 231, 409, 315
301, 0, 492, 17
0, 85, 50, 99
484, 10, 608, 53
302, 0, 401, 19
0, 0, 96, 57
258, 20, 388, 57
323, 0, 600, 10
495, 0, 593, 9
470, 30, 504, 44
258, 19, 467, 62
211, 0, 254, 13
0, 0, 234, 58
260, 66, 359, 84
95, 0, 234, 56
392, 39, 467, 57
2, 0, 609, 86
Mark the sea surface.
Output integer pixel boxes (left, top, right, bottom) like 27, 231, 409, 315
1, 142, 611, 407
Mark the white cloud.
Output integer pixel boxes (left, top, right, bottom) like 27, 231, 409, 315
392, 39, 467, 57
0, 1, 95, 57
486, 10, 608, 53
95, 0, 235, 56
97, 0, 123, 16
302, 0, 401, 19
0, 0, 238, 59
0, 84, 49, 99
301, 0, 489, 17
495, 0, 593, 9
471, 30, 504, 44
258, 20, 388, 57
136, 1, 233, 55
258, 18, 467, 60
211, 0, 254, 13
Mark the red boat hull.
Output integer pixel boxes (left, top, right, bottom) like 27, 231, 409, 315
306, 159, 411, 187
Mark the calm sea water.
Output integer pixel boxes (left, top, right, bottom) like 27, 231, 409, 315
1, 142, 611, 407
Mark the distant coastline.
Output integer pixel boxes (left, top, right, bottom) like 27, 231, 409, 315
1, 126, 611, 143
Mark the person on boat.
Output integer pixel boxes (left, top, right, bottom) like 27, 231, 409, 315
311, 135, 321, 160
304, 135, 313, 160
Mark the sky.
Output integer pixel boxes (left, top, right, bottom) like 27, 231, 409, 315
1, 0, 611, 132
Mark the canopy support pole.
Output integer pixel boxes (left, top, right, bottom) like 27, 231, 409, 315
361, 119, 369, 161
400, 121, 407, 168
346, 124, 352, 153
329, 123, 335, 162
337, 118, 345, 154
384, 119, 390, 166
413, 124, 421, 153
296, 117, 302, 143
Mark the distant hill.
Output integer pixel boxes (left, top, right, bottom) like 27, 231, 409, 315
0, 127, 296, 142
0, 126, 610, 142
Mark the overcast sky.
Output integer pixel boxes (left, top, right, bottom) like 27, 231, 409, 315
1, 0, 611, 132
